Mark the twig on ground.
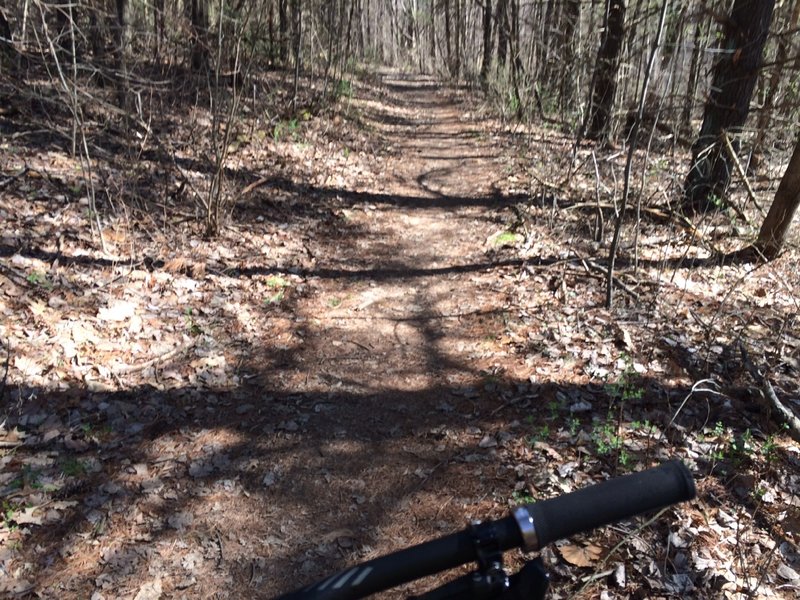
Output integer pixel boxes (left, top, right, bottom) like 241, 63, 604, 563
0, 167, 29, 190
111, 337, 200, 375
740, 343, 800, 442
239, 176, 270, 198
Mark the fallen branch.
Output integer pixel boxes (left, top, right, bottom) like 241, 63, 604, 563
111, 337, 200, 375
740, 343, 800, 442
239, 176, 270, 198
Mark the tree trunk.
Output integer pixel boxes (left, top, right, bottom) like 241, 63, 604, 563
587, 0, 626, 142
189, 0, 210, 72
560, 0, 580, 111
682, 8, 709, 136
538, 0, 557, 85
344, 0, 356, 73
429, 0, 435, 64
480, 0, 492, 82
154, 0, 165, 60
291, 0, 302, 110
497, 0, 508, 68
754, 134, 800, 259
453, 0, 462, 78
0, 9, 10, 55
279, 0, 289, 64
682, 0, 775, 213
444, 0, 452, 75
752, 0, 800, 172
87, 2, 106, 61
115, 0, 131, 109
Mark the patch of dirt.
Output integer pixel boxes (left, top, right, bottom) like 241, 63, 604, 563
1, 69, 799, 600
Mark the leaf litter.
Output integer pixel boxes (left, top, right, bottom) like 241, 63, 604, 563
0, 70, 798, 599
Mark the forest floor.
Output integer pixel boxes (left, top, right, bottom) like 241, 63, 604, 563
1, 68, 800, 599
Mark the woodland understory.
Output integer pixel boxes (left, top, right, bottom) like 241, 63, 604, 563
1, 1, 800, 599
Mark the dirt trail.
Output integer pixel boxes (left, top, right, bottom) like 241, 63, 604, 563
245, 72, 523, 595
260, 73, 515, 400
3, 71, 530, 600
5, 66, 798, 600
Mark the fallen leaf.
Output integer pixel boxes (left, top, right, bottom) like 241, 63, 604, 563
320, 528, 355, 543
14, 505, 44, 525
98, 300, 136, 322
560, 543, 603, 567
133, 578, 162, 600
14, 355, 43, 377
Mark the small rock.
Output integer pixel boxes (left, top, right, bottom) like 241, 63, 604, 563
235, 404, 254, 415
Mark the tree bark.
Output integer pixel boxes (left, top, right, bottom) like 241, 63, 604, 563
279, 0, 289, 64
444, 0, 452, 75
587, 0, 626, 142
480, 0, 492, 82
115, 0, 131, 109
189, 0, 210, 72
291, 0, 302, 110
560, 0, 580, 111
497, 0, 508, 68
682, 7, 710, 136
754, 134, 800, 259
682, 0, 775, 213
154, 0, 165, 60
752, 0, 800, 171
453, 0, 463, 77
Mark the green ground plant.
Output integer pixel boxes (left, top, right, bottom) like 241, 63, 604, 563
60, 458, 87, 477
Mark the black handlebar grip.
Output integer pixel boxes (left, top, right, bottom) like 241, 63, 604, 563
523, 460, 695, 550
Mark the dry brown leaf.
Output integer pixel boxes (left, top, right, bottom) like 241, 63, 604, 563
320, 528, 356, 543
14, 355, 43, 377
13, 505, 44, 525
28, 299, 47, 316
97, 300, 136, 322
560, 543, 603, 567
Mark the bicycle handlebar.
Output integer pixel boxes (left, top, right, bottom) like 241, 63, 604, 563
273, 461, 695, 600
517, 459, 695, 550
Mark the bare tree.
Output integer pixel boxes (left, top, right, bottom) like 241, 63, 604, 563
189, 0, 210, 71
752, 0, 800, 171
753, 132, 800, 259
586, 0, 626, 142
682, 0, 775, 213
479, 0, 492, 82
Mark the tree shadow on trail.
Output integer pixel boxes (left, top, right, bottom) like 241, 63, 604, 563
2, 340, 779, 598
